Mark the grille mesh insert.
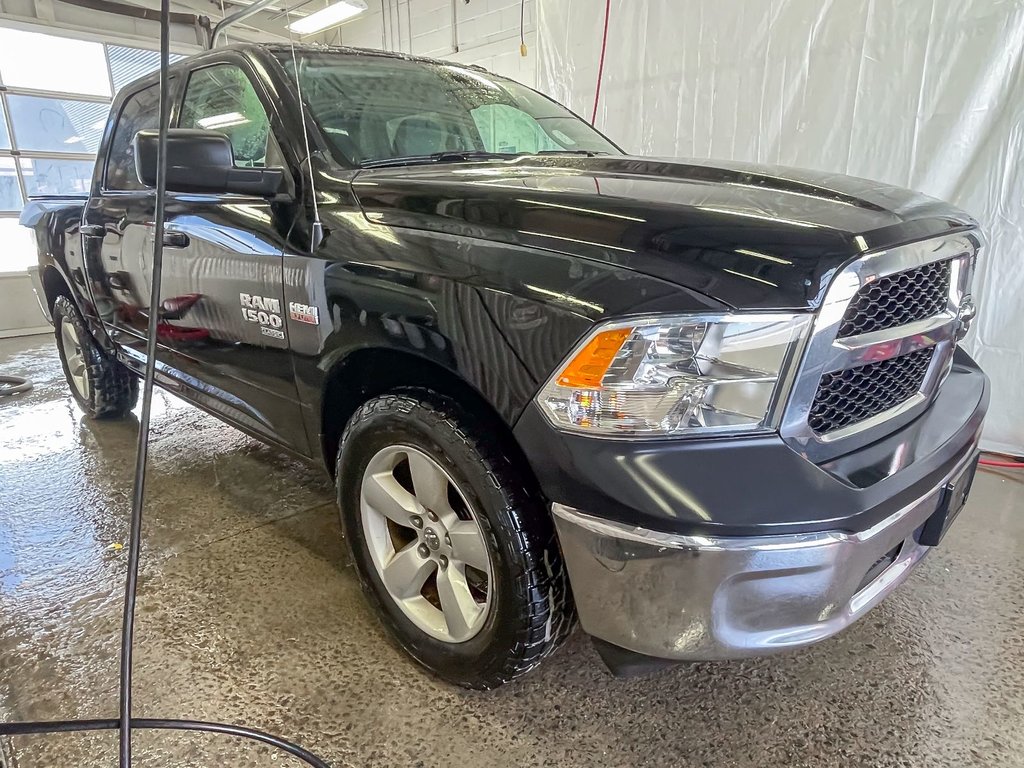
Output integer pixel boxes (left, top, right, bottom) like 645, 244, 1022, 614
808, 348, 935, 434
838, 260, 951, 338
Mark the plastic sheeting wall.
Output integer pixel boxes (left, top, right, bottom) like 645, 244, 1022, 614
538, 0, 1024, 455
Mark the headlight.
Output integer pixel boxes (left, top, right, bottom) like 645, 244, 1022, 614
537, 313, 810, 437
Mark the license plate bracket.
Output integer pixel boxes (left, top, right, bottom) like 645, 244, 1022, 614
919, 453, 980, 547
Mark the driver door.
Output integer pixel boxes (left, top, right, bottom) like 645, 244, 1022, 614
157, 58, 308, 452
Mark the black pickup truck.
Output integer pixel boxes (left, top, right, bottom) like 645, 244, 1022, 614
22, 43, 988, 689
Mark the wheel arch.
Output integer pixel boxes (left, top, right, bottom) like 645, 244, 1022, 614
41, 263, 120, 357
319, 347, 541, 495
42, 264, 73, 310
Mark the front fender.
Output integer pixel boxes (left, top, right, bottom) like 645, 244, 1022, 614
286, 207, 728, 460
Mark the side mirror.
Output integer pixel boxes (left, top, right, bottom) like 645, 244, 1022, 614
134, 128, 284, 197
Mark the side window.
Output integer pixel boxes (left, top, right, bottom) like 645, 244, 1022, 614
179, 64, 282, 168
105, 84, 161, 191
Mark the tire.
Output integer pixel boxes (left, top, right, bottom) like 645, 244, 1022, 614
53, 295, 138, 419
336, 390, 575, 689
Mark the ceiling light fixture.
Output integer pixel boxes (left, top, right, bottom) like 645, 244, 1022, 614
287, 0, 367, 35
197, 111, 249, 130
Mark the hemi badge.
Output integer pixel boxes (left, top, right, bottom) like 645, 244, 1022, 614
289, 301, 320, 325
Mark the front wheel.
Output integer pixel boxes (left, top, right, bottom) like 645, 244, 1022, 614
336, 390, 575, 689
53, 295, 138, 419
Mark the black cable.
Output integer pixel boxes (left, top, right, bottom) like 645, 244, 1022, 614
115, 0, 172, 759
0, 3, 333, 766
0, 720, 331, 767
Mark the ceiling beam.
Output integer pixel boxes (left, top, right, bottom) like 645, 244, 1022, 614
89, 0, 292, 41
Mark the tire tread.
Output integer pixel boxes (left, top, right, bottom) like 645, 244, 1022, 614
338, 390, 576, 689
53, 295, 138, 419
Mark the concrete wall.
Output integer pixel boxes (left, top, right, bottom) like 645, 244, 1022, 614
0, 273, 48, 339
328, 0, 539, 86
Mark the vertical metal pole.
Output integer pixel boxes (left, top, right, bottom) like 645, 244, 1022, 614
102, 42, 118, 100
404, 0, 412, 54
450, 0, 459, 52
0, 68, 29, 207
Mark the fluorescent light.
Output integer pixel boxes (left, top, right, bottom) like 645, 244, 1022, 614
288, 0, 367, 35
197, 112, 249, 130
64, 135, 83, 144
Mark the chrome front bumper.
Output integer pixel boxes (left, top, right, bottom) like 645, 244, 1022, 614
552, 449, 979, 661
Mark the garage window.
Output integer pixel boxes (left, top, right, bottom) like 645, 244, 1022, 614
0, 24, 189, 273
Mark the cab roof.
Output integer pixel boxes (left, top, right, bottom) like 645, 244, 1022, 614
116, 41, 491, 100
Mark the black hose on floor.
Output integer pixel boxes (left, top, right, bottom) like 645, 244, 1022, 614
0, 374, 33, 396
0, 3, 332, 766
0, 719, 332, 766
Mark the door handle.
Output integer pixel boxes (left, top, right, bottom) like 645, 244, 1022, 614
162, 232, 190, 248
80, 224, 106, 237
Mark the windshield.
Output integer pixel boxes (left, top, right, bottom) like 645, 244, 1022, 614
276, 51, 620, 167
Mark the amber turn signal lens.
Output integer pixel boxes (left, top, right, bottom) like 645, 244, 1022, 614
557, 327, 633, 388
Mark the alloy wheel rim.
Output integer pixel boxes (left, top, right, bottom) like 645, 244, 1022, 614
360, 444, 493, 643
60, 318, 90, 402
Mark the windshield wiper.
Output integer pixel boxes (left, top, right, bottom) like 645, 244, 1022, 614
536, 150, 606, 157
360, 151, 514, 169
359, 149, 608, 169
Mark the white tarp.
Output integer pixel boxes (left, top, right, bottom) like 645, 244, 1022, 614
538, 0, 1024, 455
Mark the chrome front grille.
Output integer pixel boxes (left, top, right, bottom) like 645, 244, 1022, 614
838, 260, 952, 338
780, 231, 981, 463
808, 347, 935, 434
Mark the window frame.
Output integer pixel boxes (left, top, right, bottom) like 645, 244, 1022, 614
101, 78, 180, 194
177, 59, 288, 175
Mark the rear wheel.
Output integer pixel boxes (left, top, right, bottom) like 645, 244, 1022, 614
53, 295, 138, 419
336, 390, 575, 689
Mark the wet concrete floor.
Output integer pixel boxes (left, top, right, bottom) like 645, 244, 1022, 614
1, 333, 1023, 767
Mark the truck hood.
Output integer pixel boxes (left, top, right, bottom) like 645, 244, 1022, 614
351, 156, 977, 310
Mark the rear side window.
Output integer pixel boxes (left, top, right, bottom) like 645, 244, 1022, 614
178, 64, 282, 168
105, 84, 161, 191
